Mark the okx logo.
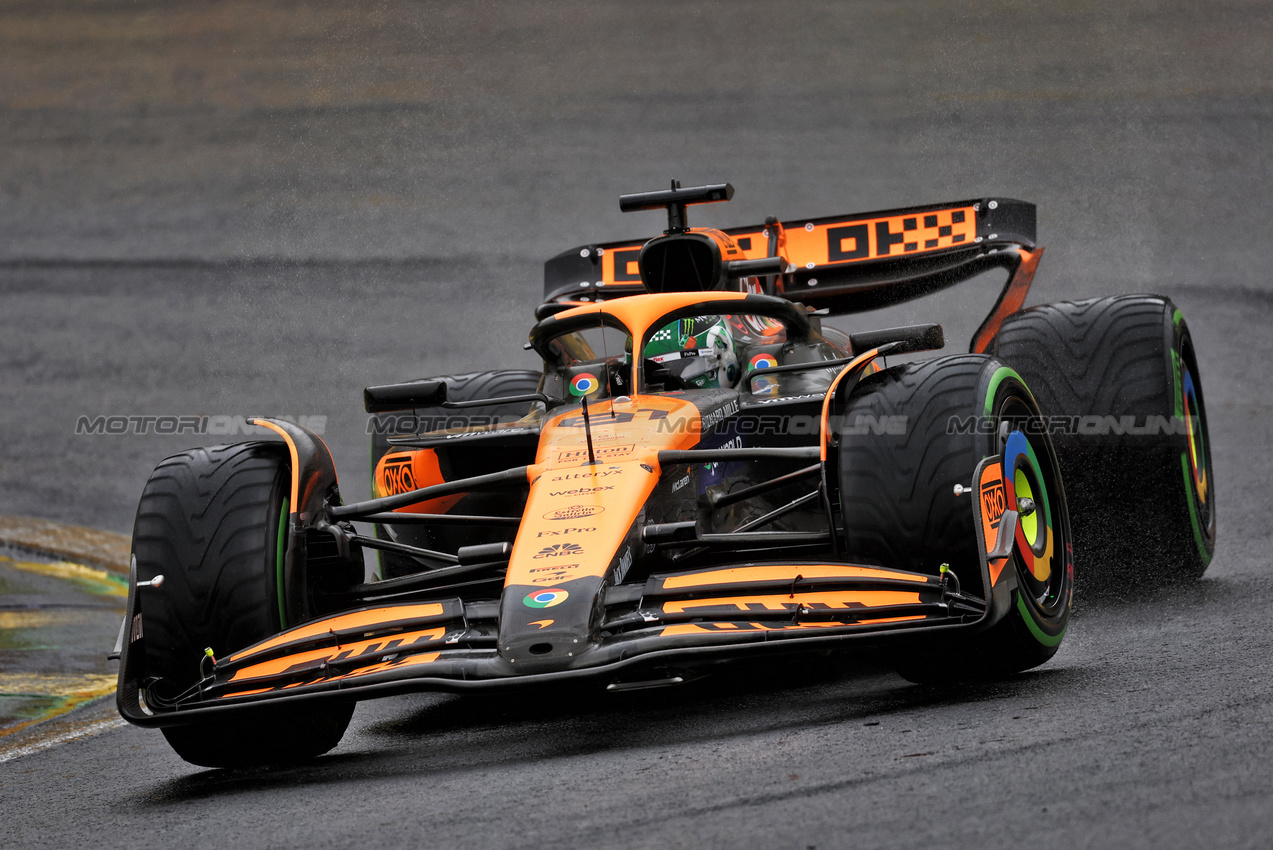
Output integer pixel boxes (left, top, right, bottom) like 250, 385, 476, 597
981, 478, 1006, 525
381, 456, 417, 496
534, 543, 583, 559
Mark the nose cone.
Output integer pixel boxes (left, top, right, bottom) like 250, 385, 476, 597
499, 577, 601, 672
496, 395, 702, 673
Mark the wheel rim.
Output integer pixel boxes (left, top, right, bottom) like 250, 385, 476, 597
1182, 367, 1211, 527
999, 396, 1069, 615
1013, 466, 1039, 548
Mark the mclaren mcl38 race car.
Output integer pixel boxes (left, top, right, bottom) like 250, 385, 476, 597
116, 182, 1215, 767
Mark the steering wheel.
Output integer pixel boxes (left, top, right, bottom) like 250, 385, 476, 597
642, 357, 696, 392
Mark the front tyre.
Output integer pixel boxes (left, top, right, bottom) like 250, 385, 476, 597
131, 442, 353, 767
837, 355, 1073, 682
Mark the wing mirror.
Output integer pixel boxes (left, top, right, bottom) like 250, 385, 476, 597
849, 323, 945, 355
363, 379, 448, 412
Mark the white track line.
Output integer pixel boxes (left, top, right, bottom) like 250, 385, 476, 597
0, 717, 127, 765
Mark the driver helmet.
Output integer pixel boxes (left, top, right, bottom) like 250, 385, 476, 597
643, 315, 739, 389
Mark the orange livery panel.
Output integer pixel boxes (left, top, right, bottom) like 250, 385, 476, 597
509, 395, 702, 589
978, 459, 1011, 585
374, 449, 463, 514
783, 206, 978, 268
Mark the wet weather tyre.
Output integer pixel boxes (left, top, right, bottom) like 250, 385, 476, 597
992, 295, 1214, 591
837, 355, 1073, 682
130, 441, 353, 767
369, 369, 542, 577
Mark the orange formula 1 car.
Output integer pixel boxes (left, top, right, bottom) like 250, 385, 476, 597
116, 183, 1214, 767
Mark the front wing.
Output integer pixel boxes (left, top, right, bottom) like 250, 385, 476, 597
117, 541, 1017, 726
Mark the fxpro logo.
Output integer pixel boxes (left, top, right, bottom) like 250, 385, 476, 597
537, 527, 595, 537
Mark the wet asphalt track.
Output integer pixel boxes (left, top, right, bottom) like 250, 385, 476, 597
1, 2, 1272, 847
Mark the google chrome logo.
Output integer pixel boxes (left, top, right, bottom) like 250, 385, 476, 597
524, 588, 569, 609
570, 373, 599, 396
750, 353, 778, 370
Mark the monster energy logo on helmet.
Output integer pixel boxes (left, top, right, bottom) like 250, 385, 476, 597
644, 315, 740, 389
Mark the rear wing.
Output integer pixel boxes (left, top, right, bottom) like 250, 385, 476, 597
543, 197, 1041, 353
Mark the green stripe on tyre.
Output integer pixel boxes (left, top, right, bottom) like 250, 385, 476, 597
1016, 592, 1066, 647
983, 365, 1031, 418
276, 497, 289, 628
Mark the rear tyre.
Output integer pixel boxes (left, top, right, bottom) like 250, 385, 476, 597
369, 369, 542, 577
838, 355, 1073, 682
131, 442, 353, 767
992, 295, 1214, 591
